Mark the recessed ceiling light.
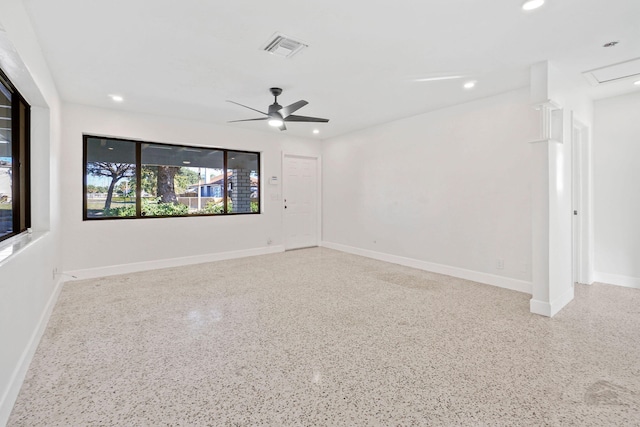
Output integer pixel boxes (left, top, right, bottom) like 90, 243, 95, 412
634, 80, 640, 86
182, 161, 191, 165
109, 94, 124, 102
108, 147, 114, 151
313, 129, 320, 134
522, 0, 544, 11
268, 119, 284, 127
463, 81, 476, 89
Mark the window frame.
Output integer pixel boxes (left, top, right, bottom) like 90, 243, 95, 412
82, 135, 261, 221
0, 68, 31, 243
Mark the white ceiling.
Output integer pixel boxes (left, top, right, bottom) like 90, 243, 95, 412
23, 0, 640, 139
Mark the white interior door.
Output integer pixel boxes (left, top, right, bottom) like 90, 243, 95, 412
283, 155, 318, 250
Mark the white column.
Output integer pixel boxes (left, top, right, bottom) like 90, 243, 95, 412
529, 62, 575, 317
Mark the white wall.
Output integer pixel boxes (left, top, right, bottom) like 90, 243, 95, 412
0, 1, 63, 424
593, 91, 640, 288
322, 88, 537, 293
61, 104, 321, 276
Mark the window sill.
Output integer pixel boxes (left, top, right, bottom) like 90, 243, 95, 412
0, 230, 49, 267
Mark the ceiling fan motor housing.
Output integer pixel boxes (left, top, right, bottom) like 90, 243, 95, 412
268, 103, 282, 114
270, 87, 283, 97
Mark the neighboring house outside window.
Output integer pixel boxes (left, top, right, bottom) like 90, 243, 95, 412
187, 172, 259, 199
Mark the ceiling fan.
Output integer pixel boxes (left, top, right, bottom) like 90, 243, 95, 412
227, 87, 329, 131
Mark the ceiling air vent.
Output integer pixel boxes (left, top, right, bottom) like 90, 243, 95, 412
583, 57, 640, 86
262, 32, 308, 58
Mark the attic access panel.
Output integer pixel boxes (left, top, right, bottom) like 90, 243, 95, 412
583, 57, 640, 85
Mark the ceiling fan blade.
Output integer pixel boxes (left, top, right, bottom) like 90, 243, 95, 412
284, 114, 329, 123
226, 100, 268, 116
278, 122, 287, 131
227, 117, 269, 123
280, 100, 308, 118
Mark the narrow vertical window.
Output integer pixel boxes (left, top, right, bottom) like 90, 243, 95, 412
84, 137, 137, 218
227, 151, 260, 214
0, 69, 30, 242
0, 79, 13, 239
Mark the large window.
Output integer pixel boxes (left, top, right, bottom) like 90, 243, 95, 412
83, 136, 260, 220
0, 69, 30, 243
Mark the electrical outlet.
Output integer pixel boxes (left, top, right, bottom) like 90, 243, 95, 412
496, 258, 504, 270
267, 238, 273, 245
52, 267, 58, 279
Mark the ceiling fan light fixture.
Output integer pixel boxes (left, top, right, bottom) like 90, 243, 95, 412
522, 0, 545, 11
268, 118, 284, 127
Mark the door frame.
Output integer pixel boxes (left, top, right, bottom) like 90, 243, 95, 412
281, 152, 322, 250
571, 116, 594, 285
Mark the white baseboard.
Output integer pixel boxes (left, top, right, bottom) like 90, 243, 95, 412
0, 277, 64, 426
529, 299, 551, 317
593, 271, 640, 289
321, 241, 532, 294
65, 245, 285, 280
530, 286, 574, 318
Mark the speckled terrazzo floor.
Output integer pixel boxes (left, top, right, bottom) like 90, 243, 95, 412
8, 248, 640, 426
